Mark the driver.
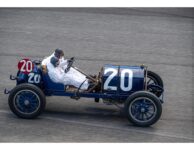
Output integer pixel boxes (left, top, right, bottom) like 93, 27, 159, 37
42, 49, 89, 90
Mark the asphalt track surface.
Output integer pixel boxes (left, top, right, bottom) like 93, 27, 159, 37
0, 8, 193, 142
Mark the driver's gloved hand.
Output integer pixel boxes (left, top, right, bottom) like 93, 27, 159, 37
68, 57, 74, 63
64, 68, 68, 73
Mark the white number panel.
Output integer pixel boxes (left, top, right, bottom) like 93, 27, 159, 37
28, 73, 41, 84
103, 67, 133, 92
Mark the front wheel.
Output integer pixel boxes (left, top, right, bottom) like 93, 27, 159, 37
124, 91, 162, 127
8, 83, 46, 119
146, 70, 164, 97
147, 70, 163, 87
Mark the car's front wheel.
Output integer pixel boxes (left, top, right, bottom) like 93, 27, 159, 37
8, 83, 46, 119
124, 91, 162, 127
146, 70, 164, 97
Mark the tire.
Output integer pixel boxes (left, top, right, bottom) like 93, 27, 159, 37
146, 70, 163, 97
8, 83, 46, 119
124, 91, 162, 127
147, 70, 163, 87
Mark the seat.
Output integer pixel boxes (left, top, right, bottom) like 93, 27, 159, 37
41, 65, 65, 91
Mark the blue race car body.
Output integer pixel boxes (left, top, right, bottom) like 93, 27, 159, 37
5, 58, 164, 127
16, 62, 145, 100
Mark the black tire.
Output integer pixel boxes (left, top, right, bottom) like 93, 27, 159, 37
124, 91, 162, 127
147, 70, 163, 87
146, 70, 163, 97
8, 83, 46, 119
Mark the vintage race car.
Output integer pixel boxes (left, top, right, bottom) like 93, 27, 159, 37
4, 57, 164, 127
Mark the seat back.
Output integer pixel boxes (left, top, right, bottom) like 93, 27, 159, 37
41, 65, 64, 91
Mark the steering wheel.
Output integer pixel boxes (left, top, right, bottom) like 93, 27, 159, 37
65, 57, 75, 73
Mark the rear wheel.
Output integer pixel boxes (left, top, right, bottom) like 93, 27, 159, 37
124, 91, 162, 127
8, 83, 46, 119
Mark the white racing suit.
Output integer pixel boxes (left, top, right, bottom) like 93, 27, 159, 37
41, 53, 89, 90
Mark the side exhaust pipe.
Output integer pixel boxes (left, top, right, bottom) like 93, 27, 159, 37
10, 75, 18, 80
4, 88, 11, 94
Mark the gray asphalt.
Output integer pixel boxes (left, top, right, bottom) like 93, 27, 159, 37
0, 8, 193, 142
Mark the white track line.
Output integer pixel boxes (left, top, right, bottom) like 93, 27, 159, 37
0, 110, 193, 141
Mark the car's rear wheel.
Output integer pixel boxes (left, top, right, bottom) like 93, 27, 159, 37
124, 91, 162, 127
8, 83, 46, 119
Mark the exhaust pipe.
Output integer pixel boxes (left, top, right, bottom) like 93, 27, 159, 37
4, 88, 11, 94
